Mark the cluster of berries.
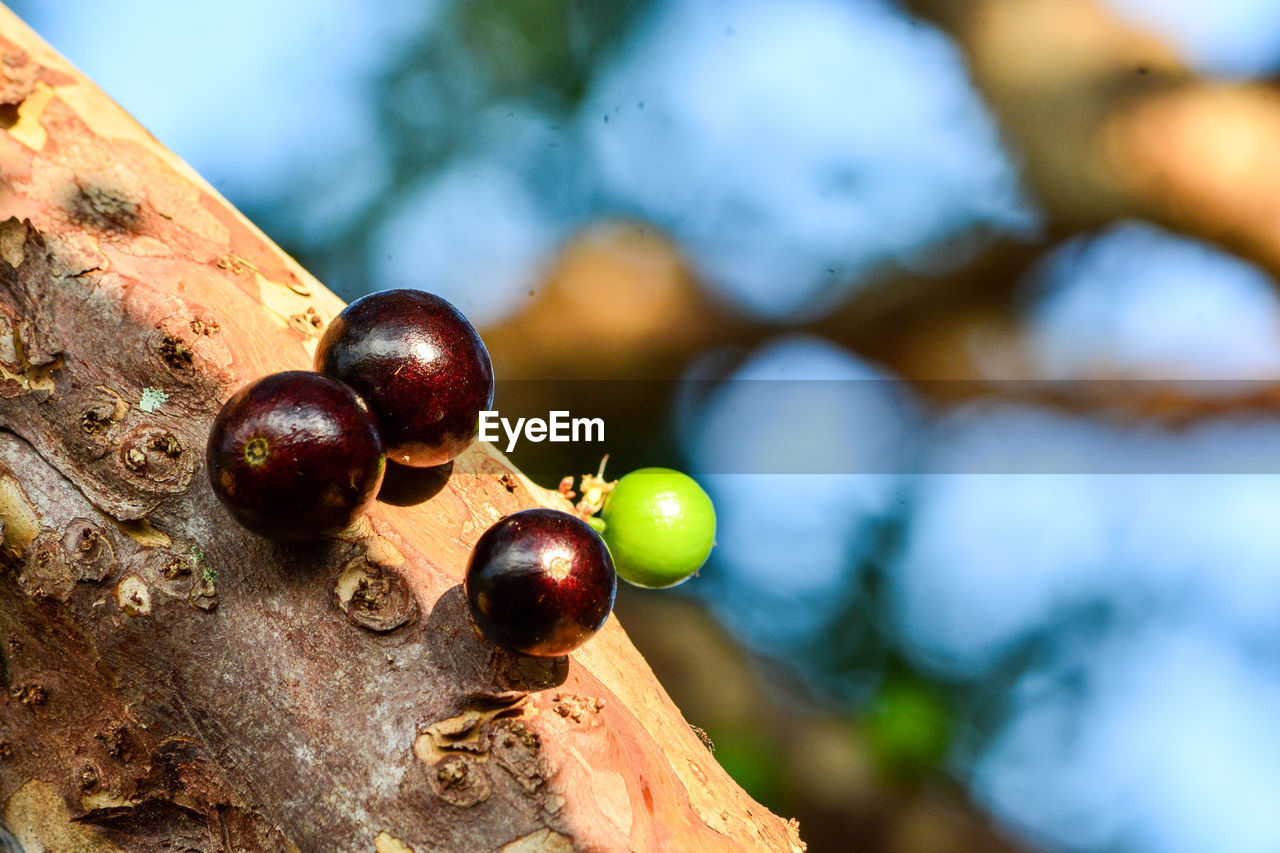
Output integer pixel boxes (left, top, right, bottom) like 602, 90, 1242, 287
206, 289, 714, 658
207, 289, 494, 540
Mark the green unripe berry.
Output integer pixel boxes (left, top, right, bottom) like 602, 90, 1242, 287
601, 467, 716, 588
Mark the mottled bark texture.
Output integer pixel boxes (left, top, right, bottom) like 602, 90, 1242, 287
0, 7, 804, 851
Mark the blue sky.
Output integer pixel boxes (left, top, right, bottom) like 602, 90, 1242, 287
583, 0, 1037, 318
12, 0, 1037, 322
1103, 0, 1280, 77
1024, 222, 1280, 381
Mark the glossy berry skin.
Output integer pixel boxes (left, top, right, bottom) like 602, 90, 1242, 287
315, 289, 494, 468
465, 509, 616, 657
207, 371, 386, 541
602, 467, 716, 588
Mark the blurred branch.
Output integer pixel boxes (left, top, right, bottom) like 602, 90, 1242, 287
616, 591, 1033, 853
485, 0, 1280, 414
484, 221, 761, 380
907, 0, 1280, 281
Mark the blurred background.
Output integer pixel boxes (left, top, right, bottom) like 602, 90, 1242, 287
16, 0, 1280, 850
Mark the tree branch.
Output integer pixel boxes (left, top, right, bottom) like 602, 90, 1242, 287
0, 6, 803, 850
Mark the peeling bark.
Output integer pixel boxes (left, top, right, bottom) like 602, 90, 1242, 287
0, 6, 803, 851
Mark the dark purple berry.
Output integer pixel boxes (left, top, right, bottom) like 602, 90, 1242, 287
207, 371, 386, 541
465, 509, 616, 657
314, 289, 494, 468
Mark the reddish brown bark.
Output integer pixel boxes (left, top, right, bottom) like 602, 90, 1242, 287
0, 7, 803, 851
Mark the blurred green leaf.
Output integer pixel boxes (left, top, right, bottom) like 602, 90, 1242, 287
866, 676, 953, 781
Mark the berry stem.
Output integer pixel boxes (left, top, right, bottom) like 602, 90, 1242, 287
571, 454, 617, 520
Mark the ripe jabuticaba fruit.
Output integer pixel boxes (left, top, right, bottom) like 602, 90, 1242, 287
207, 371, 386, 540
314, 289, 494, 467
465, 508, 616, 657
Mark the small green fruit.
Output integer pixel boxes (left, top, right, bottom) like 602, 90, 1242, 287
601, 467, 715, 588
